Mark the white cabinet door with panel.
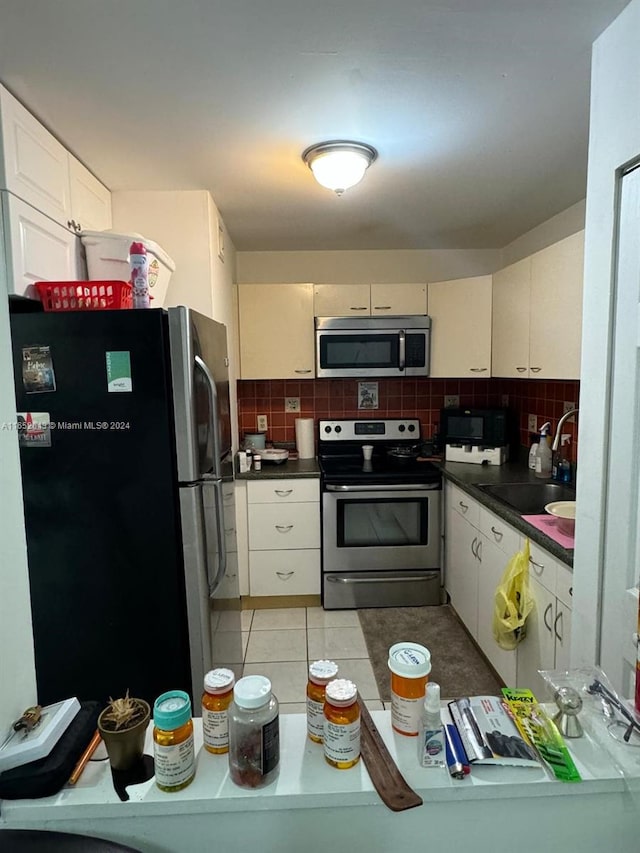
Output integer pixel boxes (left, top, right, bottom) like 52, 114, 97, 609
3, 193, 81, 297
370, 283, 427, 315
491, 257, 531, 378
313, 284, 370, 316
239, 283, 315, 379
445, 499, 480, 638
428, 276, 492, 377
516, 575, 556, 695
68, 156, 112, 233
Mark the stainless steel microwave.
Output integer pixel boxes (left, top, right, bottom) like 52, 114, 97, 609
315, 316, 431, 378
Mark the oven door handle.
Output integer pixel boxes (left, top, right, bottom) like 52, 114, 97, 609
325, 483, 440, 492
326, 574, 434, 584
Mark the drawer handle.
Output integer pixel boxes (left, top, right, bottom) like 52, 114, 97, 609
276, 571, 295, 580
350, 306, 368, 311
459, 501, 469, 512
516, 367, 527, 373
275, 489, 293, 497
569, 586, 573, 597
294, 369, 312, 374
529, 557, 545, 575
543, 603, 553, 632
275, 524, 294, 533
373, 305, 391, 310
476, 538, 482, 563
530, 367, 542, 373
554, 610, 563, 642
470, 536, 478, 558
490, 526, 503, 541
470, 367, 488, 372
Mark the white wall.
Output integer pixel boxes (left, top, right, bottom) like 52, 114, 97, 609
0, 214, 36, 733
501, 200, 586, 267
571, 0, 640, 692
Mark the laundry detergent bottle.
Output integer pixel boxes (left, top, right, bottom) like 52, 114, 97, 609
534, 422, 552, 479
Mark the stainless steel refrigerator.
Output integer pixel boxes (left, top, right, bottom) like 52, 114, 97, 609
9, 305, 242, 706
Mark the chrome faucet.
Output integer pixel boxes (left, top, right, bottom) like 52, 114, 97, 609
552, 408, 578, 452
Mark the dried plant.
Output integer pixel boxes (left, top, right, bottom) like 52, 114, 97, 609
101, 690, 146, 731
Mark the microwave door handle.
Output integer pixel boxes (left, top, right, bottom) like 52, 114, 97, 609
399, 329, 406, 372
195, 355, 222, 478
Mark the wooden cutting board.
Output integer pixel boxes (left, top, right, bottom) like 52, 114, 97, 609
358, 695, 423, 812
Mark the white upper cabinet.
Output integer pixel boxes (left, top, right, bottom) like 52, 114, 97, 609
313, 283, 427, 317
0, 85, 71, 226
427, 275, 492, 377
492, 257, 531, 377
68, 156, 112, 233
0, 84, 111, 234
239, 283, 315, 379
529, 231, 584, 380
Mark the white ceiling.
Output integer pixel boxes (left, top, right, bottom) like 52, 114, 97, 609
0, 0, 629, 251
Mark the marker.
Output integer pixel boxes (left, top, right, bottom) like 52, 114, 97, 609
445, 723, 470, 779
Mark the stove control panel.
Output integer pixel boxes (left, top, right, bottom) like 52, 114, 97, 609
319, 419, 421, 442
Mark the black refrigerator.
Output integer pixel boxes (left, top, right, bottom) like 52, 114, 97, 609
9, 306, 241, 706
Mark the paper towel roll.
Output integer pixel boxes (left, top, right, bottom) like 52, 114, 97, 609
295, 418, 315, 459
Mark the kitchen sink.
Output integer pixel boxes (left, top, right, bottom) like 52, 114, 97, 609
476, 482, 576, 515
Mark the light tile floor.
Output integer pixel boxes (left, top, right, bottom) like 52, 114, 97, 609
231, 606, 385, 714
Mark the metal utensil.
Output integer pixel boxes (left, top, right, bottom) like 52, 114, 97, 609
553, 687, 584, 738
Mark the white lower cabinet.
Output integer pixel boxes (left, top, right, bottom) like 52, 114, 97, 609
247, 478, 320, 598
444, 481, 572, 688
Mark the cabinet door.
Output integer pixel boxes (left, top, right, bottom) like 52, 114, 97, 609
491, 257, 531, 377
3, 193, 81, 298
553, 601, 571, 672
239, 283, 315, 379
428, 276, 492, 377
68, 156, 112, 232
476, 534, 517, 685
313, 284, 370, 316
516, 575, 556, 695
0, 85, 71, 226
445, 505, 479, 638
370, 283, 427, 315
529, 231, 584, 379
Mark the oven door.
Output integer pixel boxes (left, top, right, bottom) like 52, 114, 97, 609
315, 329, 429, 378
322, 484, 441, 609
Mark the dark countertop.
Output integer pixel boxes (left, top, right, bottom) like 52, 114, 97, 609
439, 460, 574, 568
235, 457, 321, 480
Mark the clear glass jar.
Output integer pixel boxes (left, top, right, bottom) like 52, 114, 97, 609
323, 678, 360, 769
307, 660, 339, 743
153, 690, 195, 792
202, 668, 235, 754
228, 675, 279, 788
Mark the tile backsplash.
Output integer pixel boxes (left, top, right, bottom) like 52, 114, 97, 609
237, 378, 580, 459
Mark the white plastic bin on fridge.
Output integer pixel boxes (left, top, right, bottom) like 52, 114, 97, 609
80, 230, 176, 307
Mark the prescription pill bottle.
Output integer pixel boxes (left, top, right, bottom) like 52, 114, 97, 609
323, 678, 360, 770
153, 690, 195, 792
306, 660, 339, 743
202, 667, 235, 754
388, 642, 431, 736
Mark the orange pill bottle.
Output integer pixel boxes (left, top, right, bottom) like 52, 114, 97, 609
307, 660, 339, 743
202, 668, 235, 754
323, 678, 360, 770
388, 642, 432, 736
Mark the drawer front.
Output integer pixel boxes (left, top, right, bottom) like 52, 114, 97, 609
248, 478, 319, 504
447, 482, 480, 527
478, 506, 520, 555
249, 549, 321, 596
555, 564, 574, 608
249, 503, 320, 550
526, 540, 560, 595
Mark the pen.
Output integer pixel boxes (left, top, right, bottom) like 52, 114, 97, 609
68, 730, 101, 785
444, 723, 470, 779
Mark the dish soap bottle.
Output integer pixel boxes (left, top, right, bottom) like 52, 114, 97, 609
534, 422, 552, 479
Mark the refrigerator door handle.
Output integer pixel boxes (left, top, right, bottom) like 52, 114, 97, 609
206, 479, 228, 597
195, 355, 222, 479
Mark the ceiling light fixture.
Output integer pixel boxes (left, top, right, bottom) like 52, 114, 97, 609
302, 141, 377, 195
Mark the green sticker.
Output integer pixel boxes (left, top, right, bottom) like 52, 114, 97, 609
106, 351, 132, 393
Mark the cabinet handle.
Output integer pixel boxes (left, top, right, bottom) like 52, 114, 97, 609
373, 305, 391, 310
470, 536, 477, 557
350, 306, 368, 311
569, 586, 573, 597
476, 539, 482, 563
294, 369, 312, 374
529, 557, 545, 576
459, 501, 469, 513
75, 221, 82, 232
275, 489, 293, 497
543, 603, 553, 632
490, 526, 503, 541
516, 367, 527, 373
554, 610, 563, 642
470, 367, 488, 373
225, 527, 235, 535
530, 367, 542, 373
275, 524, 294, 533
276, 571, 295, 580
67, 219, 75, 230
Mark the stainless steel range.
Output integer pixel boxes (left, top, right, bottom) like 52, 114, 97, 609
318, 418, 442, 610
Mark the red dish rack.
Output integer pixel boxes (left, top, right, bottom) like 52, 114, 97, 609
35, 281, 133, 311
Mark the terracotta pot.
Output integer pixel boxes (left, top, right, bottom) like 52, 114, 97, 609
97, 699, 151, 771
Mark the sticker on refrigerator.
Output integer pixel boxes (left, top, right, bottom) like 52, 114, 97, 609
17, 412, 51, 447
105, 351, 132, 393
22, 346, 56, 393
